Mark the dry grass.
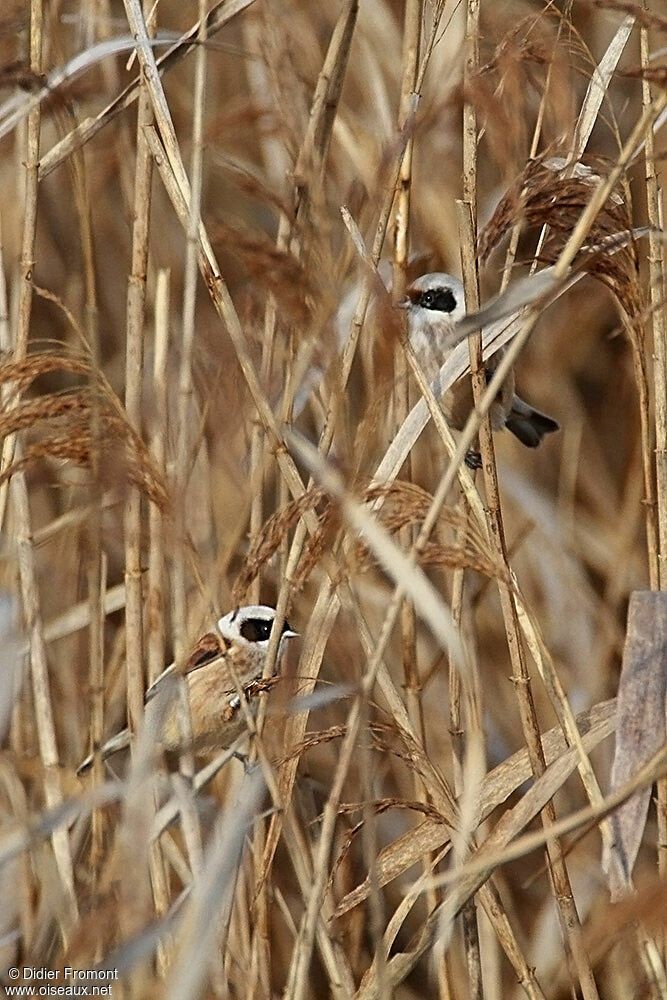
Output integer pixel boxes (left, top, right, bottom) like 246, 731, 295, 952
0, 1, 666, 998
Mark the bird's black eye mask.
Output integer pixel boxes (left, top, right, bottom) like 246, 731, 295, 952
240, 618, 293, 643
413, 287, 458, 313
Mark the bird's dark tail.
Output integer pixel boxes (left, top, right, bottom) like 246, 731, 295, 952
506, 396, 559, 448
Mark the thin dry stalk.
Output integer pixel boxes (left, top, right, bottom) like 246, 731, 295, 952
63, 89, 108, 880
458, 5, 484, 995
148, 269, 169, 686
123, 48, 153, 745
147, 269, 171, 971
172, 0, 208, 663
392, 0, 424, 888
640, 7, 667, 964
88, 547, 106, 873
3, 0, 79, 935
640, 29, 667, 573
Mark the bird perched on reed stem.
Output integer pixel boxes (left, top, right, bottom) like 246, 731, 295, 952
400, 272, 559, 463
77, 605, 297, 775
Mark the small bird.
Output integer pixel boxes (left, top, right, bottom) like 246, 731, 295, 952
77, 605, 297, 775
400, 272, 559, 458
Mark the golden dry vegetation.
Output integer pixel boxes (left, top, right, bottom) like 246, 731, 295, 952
0, 1, 666, 998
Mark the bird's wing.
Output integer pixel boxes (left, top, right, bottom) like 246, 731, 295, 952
183, 631, 229, 675
145, 631, 230, 702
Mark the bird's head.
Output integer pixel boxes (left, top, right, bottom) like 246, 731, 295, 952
218, 605, 298, 653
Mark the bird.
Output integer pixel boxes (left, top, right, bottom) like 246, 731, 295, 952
400, 272, 559, 460
76, 605, 298, 775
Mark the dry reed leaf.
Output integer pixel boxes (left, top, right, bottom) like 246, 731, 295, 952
0, 35, 156, 141
572, 13, 635, 159
0, 781, 125, 871
603, 591, 667, 900
287, 680, 355, 715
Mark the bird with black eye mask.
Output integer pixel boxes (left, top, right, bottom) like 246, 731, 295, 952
77, 605, 298, 775
400, 272, 559, 466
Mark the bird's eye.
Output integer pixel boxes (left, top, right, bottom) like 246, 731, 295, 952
241, 618, 273, 642
420, 287, 457, 313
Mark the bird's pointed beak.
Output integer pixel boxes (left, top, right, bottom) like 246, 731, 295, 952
284, 629, 299, 639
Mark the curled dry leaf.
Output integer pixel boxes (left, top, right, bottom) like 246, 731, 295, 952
603, 591, 667, 900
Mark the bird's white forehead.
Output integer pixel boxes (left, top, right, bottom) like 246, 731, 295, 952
409, 272, 465, 303
217, 605, 276, 635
